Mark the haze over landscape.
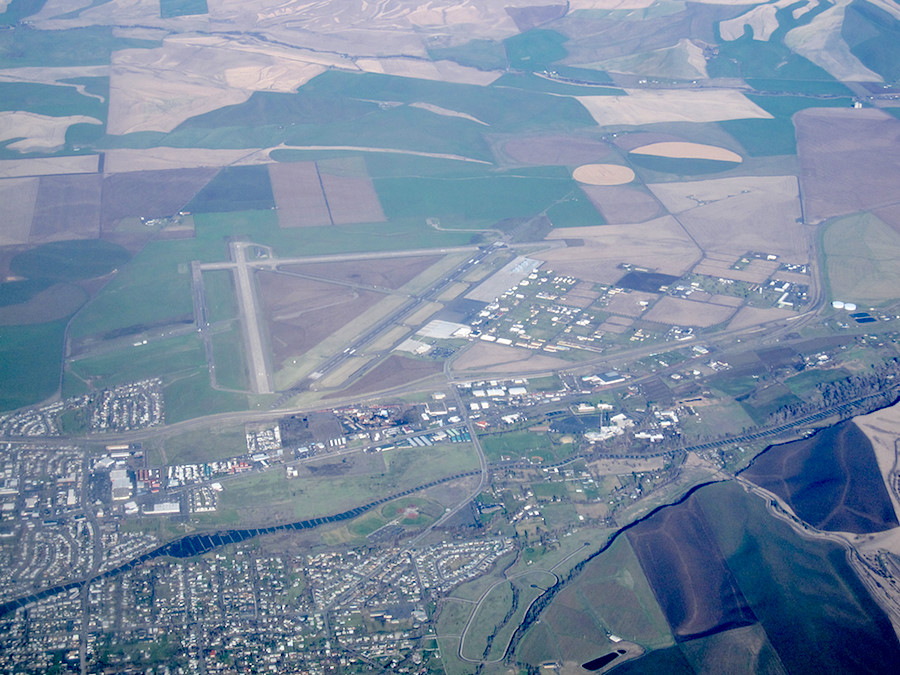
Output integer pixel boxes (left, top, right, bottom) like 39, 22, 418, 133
2, 0, 900, 672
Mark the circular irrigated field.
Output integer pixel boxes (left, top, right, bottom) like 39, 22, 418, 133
573, 163, 635, 185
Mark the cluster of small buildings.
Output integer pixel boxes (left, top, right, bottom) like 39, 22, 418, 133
90, 378, 163, 431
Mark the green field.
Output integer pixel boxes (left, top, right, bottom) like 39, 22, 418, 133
0, 81, 106, 121
479, 430, 557, 462
202, 442, 478, 528
186, 165, 275, 213
202, 269, 237, 324
784, 368, 851, 396
11, 240, 130, 283
822, 212, 900, 304
162, 369, 248, 424
0, 319, 66, 411
0, 24, 158, 67
504, 29, 568, 71
160, 0, 207, 19
546, 192, 605, 227
428, 38, 507, 70
210, 325, 248, 391
68, 333, 206, 390
158, 424, 247, 465
843, 0, 900, 83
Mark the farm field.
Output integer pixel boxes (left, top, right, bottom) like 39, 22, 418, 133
822, 212, 900, 304
741, 420, 898, 534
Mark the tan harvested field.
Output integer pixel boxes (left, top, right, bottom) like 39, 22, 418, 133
559, 282, 601, 309
103, 147, 272, 173
796, 108, 900, 224
539, 216, 701, 283
454, 342, 571, 374
709, 294, 744, 308
331, 355, 443, 398
727, 306, 796, 331
605, 290, 658, 318
855, 402, 900, 523
630, 142, 742, 163
720, 2, 782, 41
784, 0, 881, 82
649, 176, 807, 260
589, 38, 708, 80
0, 65, 109, 97
268, 162, 332, 228
356, 57, 500, 85
498, 135, 611, 166
30, 174, 102, 242
579, 184, 663, 224
577, 89, 771, 126
108, 38, 328, 134
0, 111, 101, 153
410, 103, 488, 126
588, 456, 667, 474
0, 177, 39, 246
258, 271, 385, 367
692, 256, 780, 284
284, 255, 441, 291
0, 155, 100, 179
642, 296, 736, 327
573, 163, 635, 186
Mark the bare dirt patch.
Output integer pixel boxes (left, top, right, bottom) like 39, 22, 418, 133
642, 296, 736, 327
631, 142, 742, 163
0, 155, 100, 179
559, 282, 601, 308
30, 174, 102, 243
100, 168, 217, 230
796, 108, 900, 224
577, 89, 771, 126
332, 355, 443, 398
604, 290, 657, 318
0, 177, 39, 246
268, 162, 331, 228
258, 271, 384, 367
649, 176, 807, 261
573, 164, 635, 186
453, 341, 571, 374
539, 216, 701, 283
579, 184, 663, 224
692, 255, 780, 284
283, 255, 441, 291
727, 306, 795, 331
498, 135, 611, 166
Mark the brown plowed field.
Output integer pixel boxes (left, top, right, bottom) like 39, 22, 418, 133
282, 255, 440, 290
258, 271, 383, 366
796, 108, 900, 224
627, 493, 757, 640
579, 184, 663, 224
499, 135, 611, 166
100, 168, 217, 230
642, 296, 736, 327
319, 171, 386, 225
30, 174, 102, 242
268, 161, 332, 228
330, 355, 443, 398
0, 176, 39, 246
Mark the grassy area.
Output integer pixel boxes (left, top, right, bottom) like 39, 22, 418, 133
822, 212, 900, 304
783, 368, 850, 396
158, 424, 247, 465
0, 81, 106, 121
0, 319, 66, 411
0, 25, 159, 67
696, 481, 900, 673
68, 333, 206, 389
843, 0, 900, 83
159, 0, 207, 18
504, 29, 568, 71
460, 581, 514, 660
162, 369, 248, 424
546, 192, 605, 228
11, 240, 130, 283
186, 165, 275, 214
210, 325, 248, 391
479, 430, 556, 462
428, 38, 508, 70
202, 269, 237, 323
